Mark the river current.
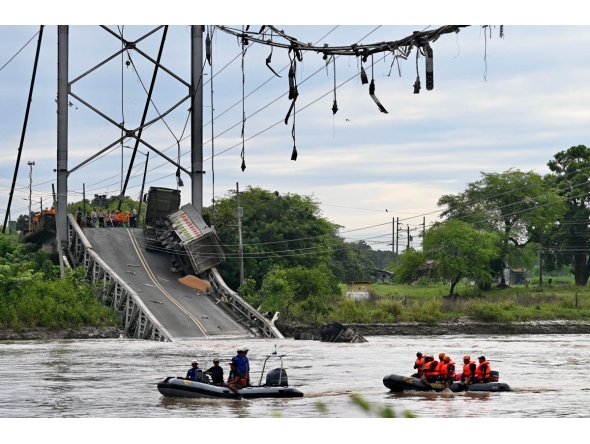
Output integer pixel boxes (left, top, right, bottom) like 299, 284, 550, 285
1, 335, 589, 418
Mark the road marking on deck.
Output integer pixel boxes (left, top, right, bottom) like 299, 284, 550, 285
127, 229, 208, 336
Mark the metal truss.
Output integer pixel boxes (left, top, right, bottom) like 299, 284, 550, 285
66, 214, 172, 341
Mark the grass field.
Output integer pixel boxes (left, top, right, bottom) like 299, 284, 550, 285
332, 281, 590, 324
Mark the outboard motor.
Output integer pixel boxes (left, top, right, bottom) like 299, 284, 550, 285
266, 368, 288, 386
490, 371, 499, 382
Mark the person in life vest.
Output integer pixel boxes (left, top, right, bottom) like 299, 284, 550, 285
462, 355, 477, 385
436, 352, 446, 376
414, 352, 425, 376
420, 355, 439, 388
114, 210, 123, 227
124, 211, 130, 228
185, 361, 202, 381
475, 356, 491, 383
440, 355, 456, 389
49, 206, 55, 215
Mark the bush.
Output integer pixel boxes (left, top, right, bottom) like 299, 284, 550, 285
467, 301, 513, 322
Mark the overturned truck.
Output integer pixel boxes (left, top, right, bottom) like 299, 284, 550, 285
141, 187, 283, 338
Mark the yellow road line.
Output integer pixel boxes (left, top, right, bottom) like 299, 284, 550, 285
126, 229, 208, 337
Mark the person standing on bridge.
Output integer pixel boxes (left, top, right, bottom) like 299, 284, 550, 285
204, 358, 224, 385
185, 361, 202, 381
97, 208, 105, 228
130, 208, 137, 228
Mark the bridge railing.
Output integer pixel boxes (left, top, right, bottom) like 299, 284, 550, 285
66, 215, 172, 342
207, 267, 283, 339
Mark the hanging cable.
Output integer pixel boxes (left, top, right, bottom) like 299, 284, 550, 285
369, 54, 388, 113
332, 56, 338, 115
118, 25, 125, 195
413, 46, 421, 94
240, 25, 247, 172
209, 26, 217, 225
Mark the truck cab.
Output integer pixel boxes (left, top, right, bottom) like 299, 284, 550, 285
143, 187, 181, 250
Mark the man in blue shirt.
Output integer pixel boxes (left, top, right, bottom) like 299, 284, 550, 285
185, 361, 202, 381
233, 350, 247, 376
242, 348, 251, 386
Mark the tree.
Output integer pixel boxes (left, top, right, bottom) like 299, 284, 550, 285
393, 248, 427, 284
16, 214, 29, 232
438, 169, 565, 282
203, 187, 338, 289
546, 145, 590, 285
258, 264, 341, 321
329, 239, 375, 282
423, 221, 499, 295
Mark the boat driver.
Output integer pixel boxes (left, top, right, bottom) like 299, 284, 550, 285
185, 361, 202, 381
204, 358, 224, 385
225, 361, 244, 400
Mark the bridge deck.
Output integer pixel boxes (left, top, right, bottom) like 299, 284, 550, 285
84, 227, 250, 340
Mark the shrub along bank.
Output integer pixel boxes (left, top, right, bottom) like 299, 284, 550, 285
0, 234, 117, 330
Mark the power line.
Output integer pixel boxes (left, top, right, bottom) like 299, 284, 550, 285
0, 28, 42, 73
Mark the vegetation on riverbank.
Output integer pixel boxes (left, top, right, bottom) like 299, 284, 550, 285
0, 234, 117, 330
327, 282, 590, 324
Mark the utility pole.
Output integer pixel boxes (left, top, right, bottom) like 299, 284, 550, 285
82, 183, 86, 223
137, 151, 149, 229
57, 25, 69, 246
236, 182, 244, 288
539, 231, 543, 286
2, 26, 44, 234
52, 184, 65, 279
423, 216, 426, 249
27, 161, 35, 232
391, 217, 395, 259
396, 217, 399, 256
407, 225, 410, 251
191, 25, 204, 214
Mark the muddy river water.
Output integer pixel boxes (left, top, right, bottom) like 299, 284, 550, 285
1, 334, 589, 418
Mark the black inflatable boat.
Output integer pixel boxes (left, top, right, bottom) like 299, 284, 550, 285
383, 371, 512, 393
158, 355, 304, 400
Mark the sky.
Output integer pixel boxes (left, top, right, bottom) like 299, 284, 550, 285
1, 12, 589, 251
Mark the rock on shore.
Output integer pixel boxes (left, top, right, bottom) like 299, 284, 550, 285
277, 319, 590, 337
0, 326, 126, 341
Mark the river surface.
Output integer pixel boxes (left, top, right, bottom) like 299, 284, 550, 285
1, 335, 589, 418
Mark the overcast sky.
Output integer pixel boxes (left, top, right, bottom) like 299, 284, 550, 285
1, 21, 589, 250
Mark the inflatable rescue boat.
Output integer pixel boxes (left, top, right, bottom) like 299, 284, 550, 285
158, 355, 304, 400
383, 371, 512, 393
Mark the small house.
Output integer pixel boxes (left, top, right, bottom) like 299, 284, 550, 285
499, 267, 528, 285
372, 269, 392, 283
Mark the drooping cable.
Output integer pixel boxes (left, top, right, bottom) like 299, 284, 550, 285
208, 26, 217, 225
369, 54, 388, 113
332, 56, 338, 115
240, 25, 247, 172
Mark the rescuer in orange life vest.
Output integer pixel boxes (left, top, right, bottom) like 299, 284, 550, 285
475, 356, 491, 383
414, 352, 425, 377
462, 355, 477, 385
436, 353, 446, 376
440, 355, 456, 389
420, 355, 439, 389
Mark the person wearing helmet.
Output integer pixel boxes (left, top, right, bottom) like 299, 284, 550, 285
436, 353, 446, 376
414, 352, 425, 377
420, 355, 440, 389
185, 361, 202, 381
462, 355, 477, 385
440, 355, 456, 389
204, 358, 224, 385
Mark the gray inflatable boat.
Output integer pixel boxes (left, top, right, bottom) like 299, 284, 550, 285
158, 355, 304, 400
383, 372, 512, 393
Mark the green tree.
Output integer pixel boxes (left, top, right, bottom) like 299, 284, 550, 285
393, 248, 427, 284
438, 169, 565, 283
258, 264, 341, 321
204, 187, 337, 289
546, 145, 590, 285
16, 214, 29, 232
423, 220, 499, 295
329, 239, 375, 282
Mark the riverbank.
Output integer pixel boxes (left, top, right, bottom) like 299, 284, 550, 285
276, 318, 590, 337
0, 326, 126, 341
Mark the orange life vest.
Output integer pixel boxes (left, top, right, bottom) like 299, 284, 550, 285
475, 361, 491, 379
463, 361, 476, 378
414, 357, 425, 375
49, 208, 55, 214
115, 212, 123, 223
441, 361, 456, 378
422, 360, 439, 377
124, 212, 130, 223
435, 359, 446, 374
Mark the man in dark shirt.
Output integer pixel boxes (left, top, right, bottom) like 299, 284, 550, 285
204, 358, 224, 385
225, 361, 244, 399
185, 361, 202, 381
